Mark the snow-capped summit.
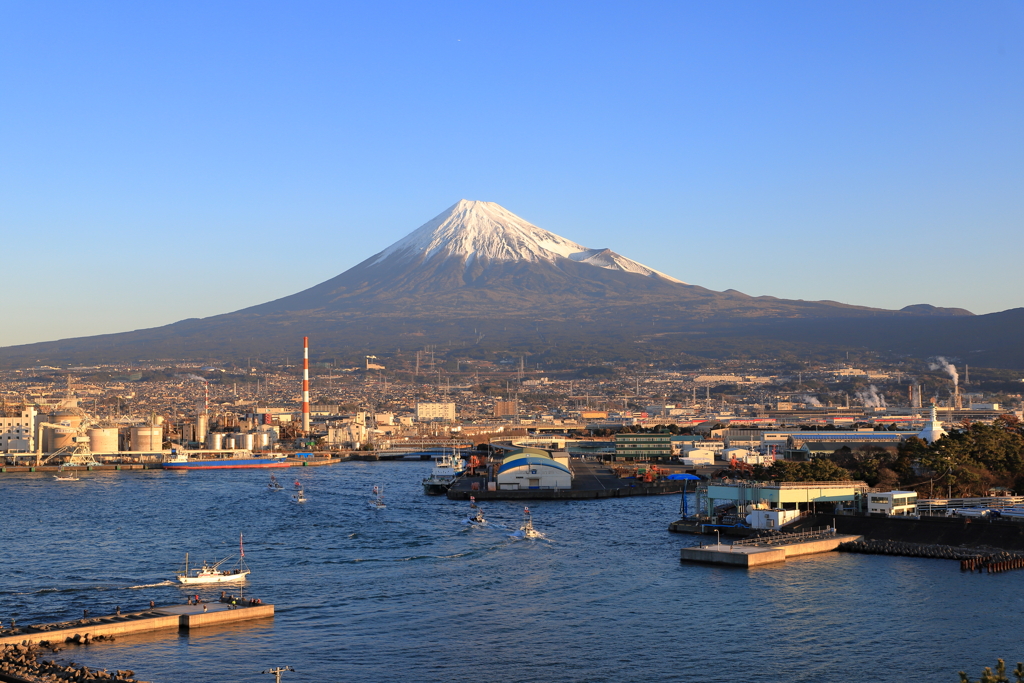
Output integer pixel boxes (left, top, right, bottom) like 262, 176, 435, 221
372, 199, 684, 283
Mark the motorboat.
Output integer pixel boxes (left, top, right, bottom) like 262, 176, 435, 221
465, 498, 486, 525
291, 488, 307, 504
268, 475, 283, 490
54, 466, 80, 482
176, 534, 250, 584
369, 484, 386, 510
513, 506, 541, 539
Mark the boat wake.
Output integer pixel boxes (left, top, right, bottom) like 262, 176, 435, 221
128, 581, 175, 589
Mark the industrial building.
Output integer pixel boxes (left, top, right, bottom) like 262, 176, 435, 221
0, 406, 37, 452
691, 479, 871, 521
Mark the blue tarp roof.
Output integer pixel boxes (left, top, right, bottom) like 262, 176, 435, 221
666, 473, 701, 481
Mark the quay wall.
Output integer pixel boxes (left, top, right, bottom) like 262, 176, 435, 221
447, 482, 685, 501
181, 604, 274, 629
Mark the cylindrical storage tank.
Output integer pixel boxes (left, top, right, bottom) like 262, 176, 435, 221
131, 426, 163, 452
239, 433, 255, 451
42, 426, 53, 453
224, 435, 238, 450
88, 427, 120, 454
258, 432, 271, 449
206, 433, 224, 450
196, 414, 209, 444
52, 410, 82, 429
51, 427, 77, 450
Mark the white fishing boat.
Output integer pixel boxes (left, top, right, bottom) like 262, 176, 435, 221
291, 480, 307, 503
422, 451, 464, 495
369, 484, 386, 510
176, 534, 250, 584
267, 475, 283, 490
53, 466, 80, 482
514, 506, 541, 539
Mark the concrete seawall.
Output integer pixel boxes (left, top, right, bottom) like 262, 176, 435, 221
0, 604, 274, 647
794, 514, 1024, 551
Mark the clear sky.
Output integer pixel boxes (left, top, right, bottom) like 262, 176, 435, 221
2, 1, 1022, 348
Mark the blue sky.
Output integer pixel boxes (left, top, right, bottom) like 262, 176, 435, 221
2, 1, 1022, 347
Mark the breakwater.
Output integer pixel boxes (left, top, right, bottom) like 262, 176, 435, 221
1, 642, 145, 683
838, 539, 1024, 574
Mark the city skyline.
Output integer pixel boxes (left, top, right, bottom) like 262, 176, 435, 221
2, 1, 1022, 348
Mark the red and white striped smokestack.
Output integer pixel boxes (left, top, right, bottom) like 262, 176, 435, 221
302, 336, 310, 433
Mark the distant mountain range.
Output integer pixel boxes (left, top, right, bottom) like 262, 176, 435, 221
2, 199, 1020, 369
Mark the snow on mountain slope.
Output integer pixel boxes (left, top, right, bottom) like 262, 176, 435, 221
372, 199, 685, 284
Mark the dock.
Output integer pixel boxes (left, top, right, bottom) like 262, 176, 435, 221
680, 529, 862, 568
0, 603, 274, 647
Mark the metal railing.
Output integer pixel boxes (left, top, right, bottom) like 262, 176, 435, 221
731, 525, 837, 547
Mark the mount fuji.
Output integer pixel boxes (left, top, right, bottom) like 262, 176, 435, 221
248, 199, 913, 319
3, 199, 1020, 369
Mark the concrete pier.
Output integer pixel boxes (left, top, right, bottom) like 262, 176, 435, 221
0, 603, 274, 647
680, 534, 862, 568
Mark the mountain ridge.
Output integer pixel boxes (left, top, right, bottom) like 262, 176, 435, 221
2, 198, 1013, 369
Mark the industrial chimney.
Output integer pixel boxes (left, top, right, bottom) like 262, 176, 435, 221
302, 337, 310, 434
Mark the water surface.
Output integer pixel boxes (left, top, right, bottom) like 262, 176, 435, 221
2, 462, 1020, 682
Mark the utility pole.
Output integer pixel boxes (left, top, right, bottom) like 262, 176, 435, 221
261, 666, 294, 683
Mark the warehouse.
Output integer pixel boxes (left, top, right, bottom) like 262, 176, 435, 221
496, 447, 572, 490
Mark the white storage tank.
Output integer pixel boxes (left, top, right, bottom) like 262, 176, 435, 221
206, 433, 224, 450
257, 432, 271, 449
224, 435, 238, 450
238, 433, 255, 451
89, 427, 119, 454
131, 426, 163, 451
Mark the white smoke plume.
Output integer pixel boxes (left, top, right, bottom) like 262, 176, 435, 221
855, 385, 886, 409
929, 357, 959, 388
181, 374, 208, 383
799, 394, 822, 407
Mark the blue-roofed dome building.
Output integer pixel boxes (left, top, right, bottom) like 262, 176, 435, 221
496, 447, 572, 491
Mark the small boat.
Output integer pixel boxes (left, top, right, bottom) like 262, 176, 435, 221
267, 475, 283, 490
465, 498, 486, 525
176, 534, 250, 584
291, 488, 307, 504
513, 506, 541, 538
369, 484, 386, 510
54, 466, 80, 482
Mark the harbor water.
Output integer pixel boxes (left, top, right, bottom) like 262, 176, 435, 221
2, 461, 1023, 682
